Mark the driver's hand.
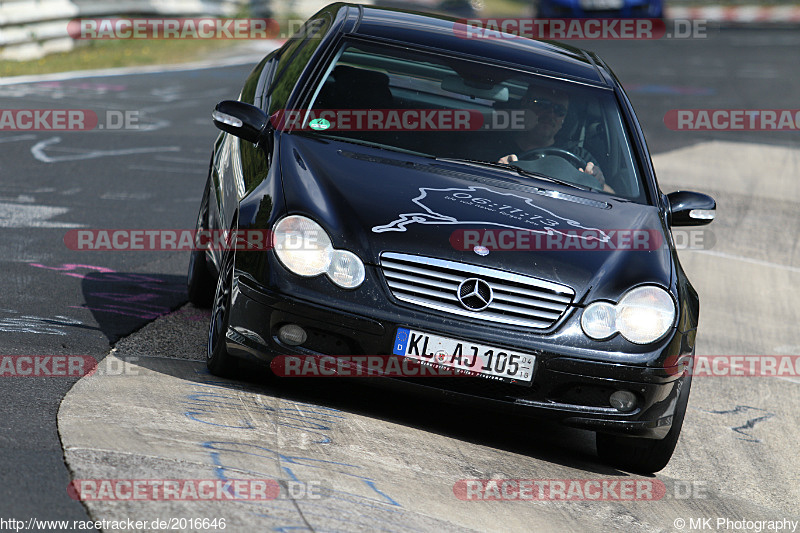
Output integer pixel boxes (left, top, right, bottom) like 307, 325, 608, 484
580, 162, 614, 193
498, 154, 518, 165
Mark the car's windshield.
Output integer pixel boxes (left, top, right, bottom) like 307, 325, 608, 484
286, 40, 644, 201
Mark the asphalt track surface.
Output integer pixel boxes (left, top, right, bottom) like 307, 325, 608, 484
1, 28, 799, 532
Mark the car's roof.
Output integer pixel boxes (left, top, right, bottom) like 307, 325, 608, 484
338, 3, 610, 86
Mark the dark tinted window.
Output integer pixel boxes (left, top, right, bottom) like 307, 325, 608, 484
267, 15, 332, 114
295, 41, 644, 201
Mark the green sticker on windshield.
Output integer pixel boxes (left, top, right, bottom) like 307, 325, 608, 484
309, 118, 331, 131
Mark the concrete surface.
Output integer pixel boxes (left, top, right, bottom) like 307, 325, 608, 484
58, 140, 800, 532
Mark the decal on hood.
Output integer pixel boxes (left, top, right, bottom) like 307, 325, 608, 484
372, 186, 609, 243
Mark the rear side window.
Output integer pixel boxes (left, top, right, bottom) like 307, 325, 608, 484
267, 15, 332, 114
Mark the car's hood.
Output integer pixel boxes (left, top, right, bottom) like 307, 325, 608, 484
279, 134, 672, 302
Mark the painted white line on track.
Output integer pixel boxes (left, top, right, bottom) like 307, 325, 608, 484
694, 249, 800, 274
0, 134, 37, 143
0, 202, 83, 228
129, 165, 201, 174
31, 136, 180, 163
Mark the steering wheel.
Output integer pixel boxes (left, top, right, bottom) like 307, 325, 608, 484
516, 146, 611, 191
519, 147, 587, 169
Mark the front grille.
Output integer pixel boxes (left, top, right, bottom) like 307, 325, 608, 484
380, 252, 574, 329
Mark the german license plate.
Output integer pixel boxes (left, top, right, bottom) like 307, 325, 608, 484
393, 328, 536, 385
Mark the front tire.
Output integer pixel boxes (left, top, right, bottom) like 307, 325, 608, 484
207, 250, 238, 377
596, 375, 691, 473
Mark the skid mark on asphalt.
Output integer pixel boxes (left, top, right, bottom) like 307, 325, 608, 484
99, 191, 154, 201
149, 86, 184, 102
0, 195, 34, 203
177, 368, 481, 532
183, 378, 349, 442
702, 405, 775, 443
0, 310, 92, 335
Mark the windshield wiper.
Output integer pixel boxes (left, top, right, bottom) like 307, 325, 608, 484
435, 157, 518, 172
435, 157, 593, 192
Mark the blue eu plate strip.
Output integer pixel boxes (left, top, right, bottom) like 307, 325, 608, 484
393, 328, 410, 355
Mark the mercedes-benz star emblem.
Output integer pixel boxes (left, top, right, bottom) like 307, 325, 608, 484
457, 278, 493, 311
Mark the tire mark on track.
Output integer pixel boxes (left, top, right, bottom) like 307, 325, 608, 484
704, 405, 775, 442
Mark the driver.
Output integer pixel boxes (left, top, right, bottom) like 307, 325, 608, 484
497, 86, 613, 193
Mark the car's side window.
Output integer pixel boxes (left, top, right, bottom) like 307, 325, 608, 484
238, 55, 271, 106
232, 54, 280, 194
267, 14, 332, 114
255, 53, 279, 111
236, 50, 279, 110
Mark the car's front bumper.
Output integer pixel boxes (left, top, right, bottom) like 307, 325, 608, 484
226, 270, 691, 439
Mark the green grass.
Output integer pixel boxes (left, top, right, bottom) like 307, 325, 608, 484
480, 0, 532, 16
0, 38, 239, 78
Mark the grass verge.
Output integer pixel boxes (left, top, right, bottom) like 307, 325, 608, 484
0, 39, 241, 78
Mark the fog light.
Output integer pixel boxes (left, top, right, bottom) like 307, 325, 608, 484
278, 324, 307, 346
609, 390, 637, 412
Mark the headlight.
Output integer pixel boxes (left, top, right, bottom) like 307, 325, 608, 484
615, 286, 676, 344
273, 215, 365, 289
580, 301, 616, 340
327, 249, 365, 289
581, 286, 676, 344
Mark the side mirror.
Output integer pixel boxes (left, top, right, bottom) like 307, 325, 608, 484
212, 100, 271, 145
667, 191, 716, 226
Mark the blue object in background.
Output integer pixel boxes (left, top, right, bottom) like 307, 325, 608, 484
536, 0, 664, 19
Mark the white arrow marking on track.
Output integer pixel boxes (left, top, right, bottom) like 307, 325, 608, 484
31, 136, 179, 163
0, 202, 84, 228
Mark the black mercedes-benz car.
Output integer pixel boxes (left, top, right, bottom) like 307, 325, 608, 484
188, 3, 715, 473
